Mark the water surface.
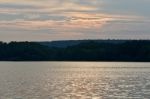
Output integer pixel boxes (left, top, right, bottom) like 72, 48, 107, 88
0, 62, 150, 99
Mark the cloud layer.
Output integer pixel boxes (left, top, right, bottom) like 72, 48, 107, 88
0, 0, 150, 41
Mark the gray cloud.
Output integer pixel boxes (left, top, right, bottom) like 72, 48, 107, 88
0, 0, 150, 41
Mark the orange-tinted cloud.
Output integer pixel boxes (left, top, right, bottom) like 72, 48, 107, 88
0, 0, 150, 41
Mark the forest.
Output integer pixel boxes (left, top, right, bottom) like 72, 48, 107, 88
0, 40, 150, 61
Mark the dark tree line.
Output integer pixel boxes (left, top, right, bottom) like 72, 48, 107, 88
0, 42, 51, 61
0, 40, 150, 61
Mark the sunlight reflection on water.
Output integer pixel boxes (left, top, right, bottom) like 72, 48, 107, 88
0, 62, 150, 99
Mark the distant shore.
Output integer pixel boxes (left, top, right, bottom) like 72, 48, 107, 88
0, 40, 150, 61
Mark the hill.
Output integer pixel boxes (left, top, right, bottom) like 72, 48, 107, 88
0, 40, 150, 61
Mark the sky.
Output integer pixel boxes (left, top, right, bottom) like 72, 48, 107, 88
0, 0, 150, 41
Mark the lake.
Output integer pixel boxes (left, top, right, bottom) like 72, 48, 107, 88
0, 62, 150, 99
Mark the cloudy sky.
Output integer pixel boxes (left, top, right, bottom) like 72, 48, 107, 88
0, 0, 150, 41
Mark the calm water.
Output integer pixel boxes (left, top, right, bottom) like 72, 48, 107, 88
0, 62, 150, 99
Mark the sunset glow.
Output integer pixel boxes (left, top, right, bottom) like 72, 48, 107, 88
0, 0, 150, 41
